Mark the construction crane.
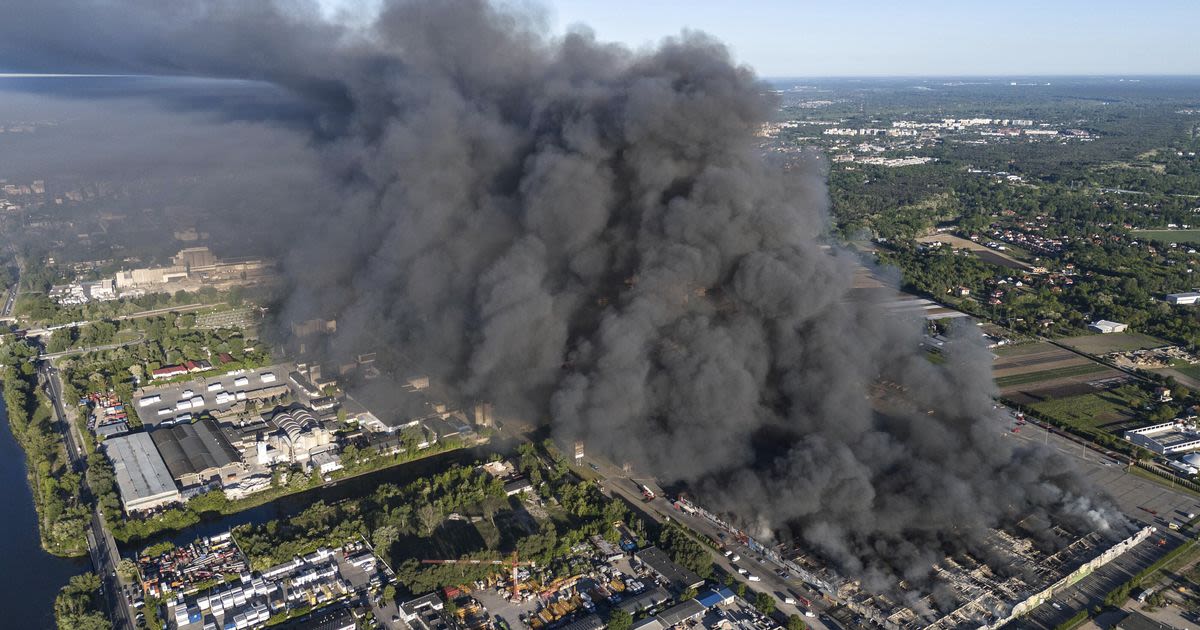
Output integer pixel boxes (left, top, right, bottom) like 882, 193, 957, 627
421, 552, 534, 601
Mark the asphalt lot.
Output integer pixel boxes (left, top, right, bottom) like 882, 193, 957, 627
134, 363, 294, 427
1004, 415, 1200, 526
1001, 411, 1199, 630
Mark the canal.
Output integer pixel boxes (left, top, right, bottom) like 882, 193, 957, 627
0, 399, 88, 629
120, 445, 487, 554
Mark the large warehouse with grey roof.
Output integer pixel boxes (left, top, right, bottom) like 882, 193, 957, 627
150, 417, 244, 487
102, 432, 182, 513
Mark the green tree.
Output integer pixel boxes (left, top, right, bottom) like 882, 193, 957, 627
754, 592, 776, 614
787, 615, 807, 630
606, 610, 633, 630
372, 525, 399, 556
117, 558, 139, 582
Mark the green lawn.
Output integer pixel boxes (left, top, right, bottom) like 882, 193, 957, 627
1132, 229, 1200, 244
1029, 387, 1148, 432
994, 362, 1109, 388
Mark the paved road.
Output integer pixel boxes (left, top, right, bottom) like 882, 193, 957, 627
2, 258, 19, 318
111, 302, 220, 322
24, 302, 221, 338
39, 331, 147, 361
583, 456, 830, 629
2, 282, 15, 316
40, 361, 135, 630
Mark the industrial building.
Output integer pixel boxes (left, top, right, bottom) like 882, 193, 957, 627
1126, 420, 1200, 455
173, 246, 218, 271
1170, 452, 1200, 476
1166, 291, 1200, 306
1090, 319, 1129, 334
832, 525, 1155, 629
103, 432, 183, 513
115, 265, 189, 289
616, 586, 672, 616
107, 247, 276, 298
399, 592, 447, 630
150, 417, 244, 487
633, 546, 705, 593
671, 485, 1157, 630
258, 405, 338, 466
358, 376, 441, 433
653, 599, 707, 627
164, 545, 382, 630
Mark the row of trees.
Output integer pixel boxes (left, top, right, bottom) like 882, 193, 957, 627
657, 523, 714, 579
54, 572, 110, 630
15, 282, 238, 326
0, 340, 89, 556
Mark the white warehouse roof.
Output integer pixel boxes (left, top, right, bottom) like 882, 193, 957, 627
103, 432, 181, 511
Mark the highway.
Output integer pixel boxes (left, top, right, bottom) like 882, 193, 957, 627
40, 361, 135, 630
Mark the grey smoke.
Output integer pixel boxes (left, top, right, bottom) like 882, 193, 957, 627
0, 0, 1126, 601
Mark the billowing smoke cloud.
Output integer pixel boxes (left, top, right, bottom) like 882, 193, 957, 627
0, 0, 1124, 599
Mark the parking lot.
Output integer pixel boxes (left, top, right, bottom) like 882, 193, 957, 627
1003, 416, 1199, 629
1005, 417, 1200, 525
134, 363, 294, 427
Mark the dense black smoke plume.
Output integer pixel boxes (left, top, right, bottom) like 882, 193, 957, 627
0, 0, 1124, 596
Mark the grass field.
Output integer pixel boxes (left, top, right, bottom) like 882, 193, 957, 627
994, 342, 1050, 358
1058, 332, 1168, 354
1173, 364, 1200, 381
1029, 387, 1148, 432
994, 362, 1109, 388
916, 233, 1032, 270
1132, 229, 1200, 244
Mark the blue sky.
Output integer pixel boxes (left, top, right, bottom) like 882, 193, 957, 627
324, 0, 1199, 77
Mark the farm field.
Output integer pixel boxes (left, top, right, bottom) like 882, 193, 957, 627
994, 362, 1108, 388
1058, 332, 1169, 355
1131, 229, 1200, 245
916, 233, 1032, 271
993, 341, 1130, 405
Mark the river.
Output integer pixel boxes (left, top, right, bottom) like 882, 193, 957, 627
0, 401, 495, 628
0, 399, 88, 628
